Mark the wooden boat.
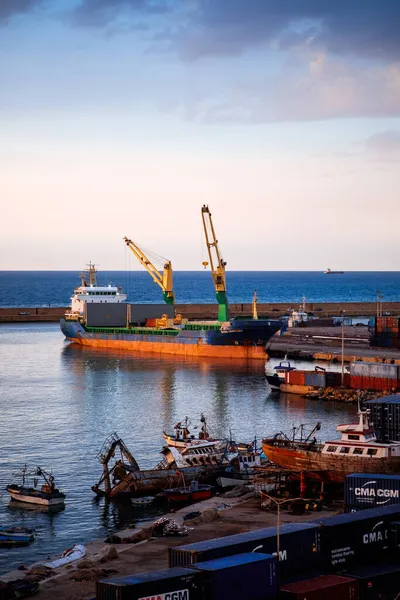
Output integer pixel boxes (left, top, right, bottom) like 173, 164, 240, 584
0, 526, 35, 546
262, 409, 400, 483
7, 465, 66, 507
92, 433, 221, 498
164, 480, 213, 503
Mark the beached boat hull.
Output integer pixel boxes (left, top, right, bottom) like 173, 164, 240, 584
60, 319, 281, 360
164, 487, 212, 503
262, 440, 400, 483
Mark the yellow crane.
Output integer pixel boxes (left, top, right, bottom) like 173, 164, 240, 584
201, 205, 229, 322
123, 237, 175, 305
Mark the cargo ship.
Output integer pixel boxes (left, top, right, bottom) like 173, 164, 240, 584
262, 408, 400, 483
324, 268, 344, 274
60, 206, 283, 360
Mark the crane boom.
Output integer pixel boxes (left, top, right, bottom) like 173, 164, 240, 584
123, 237, 174, 304
201, 205, 229, 322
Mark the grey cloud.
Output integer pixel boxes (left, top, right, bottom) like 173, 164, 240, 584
0, 0, 44, 21
175, 0, 400, 60
68, 0, 172, 28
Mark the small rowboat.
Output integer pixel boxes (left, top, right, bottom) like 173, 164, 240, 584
0, 527, 36, 546
43, 544, 86, 569
164, 481, 213, 504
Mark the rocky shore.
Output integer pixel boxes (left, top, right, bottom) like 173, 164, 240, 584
304, 387, 391, 403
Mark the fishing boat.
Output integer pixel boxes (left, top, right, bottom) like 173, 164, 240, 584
0, 527, 35, 547
216, 440, 265, 488
164, 480, 213, 504
262, 408, 400, 483
7, 466, 66, 507
163, 414, 217, 448
265, 361, 296, 390
60, 206, 283, 361
91, 433, 221, 498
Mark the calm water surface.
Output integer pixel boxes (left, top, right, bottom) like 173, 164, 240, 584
0, 323, 356, 574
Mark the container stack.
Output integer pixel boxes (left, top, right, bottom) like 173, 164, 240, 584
365, 395, 400, 441
371, 316, 400, 348
349, 362, 399, 392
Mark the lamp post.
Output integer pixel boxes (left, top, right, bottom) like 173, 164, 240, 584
341, 310, 346, 386
260, 494, 312, 560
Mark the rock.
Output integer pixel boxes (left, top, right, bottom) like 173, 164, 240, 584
72, 567, 117, 582
223, 485, 247, 498
105, 546, 119, 560
17, 565, 26, 570
77, 559, 95, 569
200, 509, 220, 524
126, 526, 153, 544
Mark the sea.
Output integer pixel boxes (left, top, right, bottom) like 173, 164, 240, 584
0, 270, 399, 575
1, 270, 400, 307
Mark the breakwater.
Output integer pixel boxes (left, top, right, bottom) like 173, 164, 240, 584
1, 301, 399, 322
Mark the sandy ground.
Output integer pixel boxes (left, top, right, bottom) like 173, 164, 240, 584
2, 496, 336, 600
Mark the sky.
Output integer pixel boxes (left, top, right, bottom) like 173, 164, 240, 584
1, 0, 400, 271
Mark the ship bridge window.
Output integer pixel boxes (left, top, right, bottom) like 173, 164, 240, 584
367, 449, 378, 456
348, 434, 360, 440
326, 446, 337, 453
340, 447, 350, 454
352, 448, 364, 455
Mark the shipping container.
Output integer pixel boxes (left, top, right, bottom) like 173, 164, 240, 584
280, 574, 358, 600
345, 474, 400, 511
193, 553, 278, 600
315, 504, 400, 571
350, 363, 398, 380
344, 563, 400, 600
169, 522, 321, 583
85, 303, 128, 327
304, 372, 326, 388
390, 521, 400, 553
325, 371, 342, 387
96, 567, 202, 600
129, 303, 174, 325
349, 375, 398, 392
285, 371, 306, 386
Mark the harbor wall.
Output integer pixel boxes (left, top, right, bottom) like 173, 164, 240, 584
1, 301, 400, 322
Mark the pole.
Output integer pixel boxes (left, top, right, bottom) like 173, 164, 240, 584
341, 310, 345, 386
276, 502, 280, 560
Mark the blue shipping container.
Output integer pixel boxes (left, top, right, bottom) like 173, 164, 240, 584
304, 372, 326, 387
314, 504, 400, 571
345, 474, 400, 511
96, 567, 202, 600
193, 553, 278, 600
344, 563, 400, 600
169, 522, 321, 583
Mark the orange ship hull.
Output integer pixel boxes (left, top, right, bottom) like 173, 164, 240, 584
66, 335, 269, 360
262, 441, 400, 483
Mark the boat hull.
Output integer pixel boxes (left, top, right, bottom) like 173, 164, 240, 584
266, 375, 282, 389
164, 487, 212, 503
60, 319, 281, 360
0, 529, 35, 546
262, 440, 400, 483
8, 489, 65, 506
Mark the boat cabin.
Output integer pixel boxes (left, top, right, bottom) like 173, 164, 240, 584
321, 409, 400, 458
67, 263, 127, 318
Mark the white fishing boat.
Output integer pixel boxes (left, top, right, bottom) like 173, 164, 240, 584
7, 465, 66, 507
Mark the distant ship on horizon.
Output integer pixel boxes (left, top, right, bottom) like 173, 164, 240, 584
324, 268, 344, 275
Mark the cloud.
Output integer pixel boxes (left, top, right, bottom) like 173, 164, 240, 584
165, 52, 400, 123
172, 0, 400, 62
68, 0, 172, 28
0, 0, 43, 21
364, 130, 400, 157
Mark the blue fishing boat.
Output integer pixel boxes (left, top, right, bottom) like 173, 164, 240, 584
0, 526, 35, 546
